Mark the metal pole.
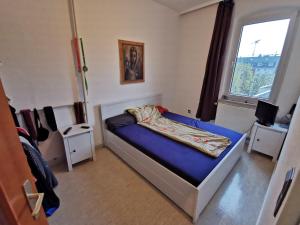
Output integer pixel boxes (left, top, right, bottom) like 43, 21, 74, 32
69, 0, 89, 123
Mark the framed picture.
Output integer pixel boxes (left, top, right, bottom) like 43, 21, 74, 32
118, 40, 144, 84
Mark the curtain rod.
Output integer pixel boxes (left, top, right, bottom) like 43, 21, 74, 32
180, 0, 222, 15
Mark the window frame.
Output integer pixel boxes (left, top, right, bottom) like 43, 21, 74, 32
223, 9, 298, 105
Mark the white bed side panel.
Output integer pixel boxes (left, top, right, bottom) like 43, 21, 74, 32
104, 129, 198, 216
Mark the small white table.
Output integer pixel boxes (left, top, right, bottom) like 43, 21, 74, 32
58, 123, 96, 171
247, 122, 288, 162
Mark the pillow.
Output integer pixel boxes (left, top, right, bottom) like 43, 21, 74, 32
127, 105, 161, 123
156, 105, 168, 114
105, 113, 136, 131
127, 107, 144, 122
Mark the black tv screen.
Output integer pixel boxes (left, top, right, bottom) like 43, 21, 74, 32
255, 100, 279, 126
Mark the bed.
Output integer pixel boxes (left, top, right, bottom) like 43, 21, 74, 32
100, 94, 246, 223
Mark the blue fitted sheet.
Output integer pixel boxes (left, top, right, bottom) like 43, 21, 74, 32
112, 112, 243, 186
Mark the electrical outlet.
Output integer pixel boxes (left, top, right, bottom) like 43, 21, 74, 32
187, 109, 191, 114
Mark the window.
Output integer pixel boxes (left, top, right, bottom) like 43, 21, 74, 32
225, 11, 297, 104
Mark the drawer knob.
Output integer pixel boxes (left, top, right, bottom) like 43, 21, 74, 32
256, 138, 260, 142
72, 149, 76, 153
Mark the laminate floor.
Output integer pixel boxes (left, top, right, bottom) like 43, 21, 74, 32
48, 147, 274, 225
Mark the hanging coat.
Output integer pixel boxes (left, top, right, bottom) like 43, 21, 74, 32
20, 137, 59, 216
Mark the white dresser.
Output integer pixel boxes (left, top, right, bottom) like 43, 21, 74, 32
247, 122, 288, 162
59, 123, 96, 171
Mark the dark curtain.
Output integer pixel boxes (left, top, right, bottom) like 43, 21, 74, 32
196, 0, 234, 121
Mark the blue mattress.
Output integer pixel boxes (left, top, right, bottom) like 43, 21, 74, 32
112, 112, 243, 186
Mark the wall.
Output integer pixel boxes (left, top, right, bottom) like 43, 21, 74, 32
0, 0, 179, 163
0, 0, 81, 165
169, 0, 300, 132
216, 0, 300, 132
0, 0, 80, 110
74, 0, 179, 145
215, 102, 256, 134
172, 5, 217, 117
3, 0, 299, 164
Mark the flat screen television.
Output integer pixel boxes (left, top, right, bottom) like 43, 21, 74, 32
255, 100, 279, 126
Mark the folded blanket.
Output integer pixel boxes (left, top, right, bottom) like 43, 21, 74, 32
128, 105, 231, 157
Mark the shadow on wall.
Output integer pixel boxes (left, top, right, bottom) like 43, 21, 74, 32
39, 132, 66, 167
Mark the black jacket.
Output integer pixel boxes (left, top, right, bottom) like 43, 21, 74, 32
20, 137, 59, 216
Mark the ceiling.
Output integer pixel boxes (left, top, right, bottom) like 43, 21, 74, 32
152, 0, 220, 14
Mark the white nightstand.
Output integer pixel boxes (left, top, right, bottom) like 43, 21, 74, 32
59, 123, 96, 171
247, 122, 288, 162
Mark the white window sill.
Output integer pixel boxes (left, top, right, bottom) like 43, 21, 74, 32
218, 98, 257, 109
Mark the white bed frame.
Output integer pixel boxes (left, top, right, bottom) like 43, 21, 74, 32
100, 94, 246, 223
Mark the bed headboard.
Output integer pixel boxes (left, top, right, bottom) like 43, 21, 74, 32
99, 94, 162, 122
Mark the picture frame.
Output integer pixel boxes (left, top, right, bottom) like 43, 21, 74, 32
118, 40, 144, 84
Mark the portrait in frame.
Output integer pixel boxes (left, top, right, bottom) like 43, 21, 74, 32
118, 40, 144, 84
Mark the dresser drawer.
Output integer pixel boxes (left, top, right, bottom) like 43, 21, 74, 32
252, 127, 285, 157
68, 132, 92, 164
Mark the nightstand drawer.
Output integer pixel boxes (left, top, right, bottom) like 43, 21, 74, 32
252, 128, 285, 156
68, 133, 92, 164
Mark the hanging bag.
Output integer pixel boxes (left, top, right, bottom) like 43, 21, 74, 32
43, 106, 58, 131
34, 108, 49, 142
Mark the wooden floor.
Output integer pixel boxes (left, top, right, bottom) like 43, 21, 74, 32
48, 147, 274, 225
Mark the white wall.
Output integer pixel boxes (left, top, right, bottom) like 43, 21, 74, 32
0, 0, 81, 165
215, 103, 256, 134
173, 4, 217, 117
0, 0, 80, 110
0, 0, 179, 163
216, 0, 300, 132
74, 0, 179, 145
